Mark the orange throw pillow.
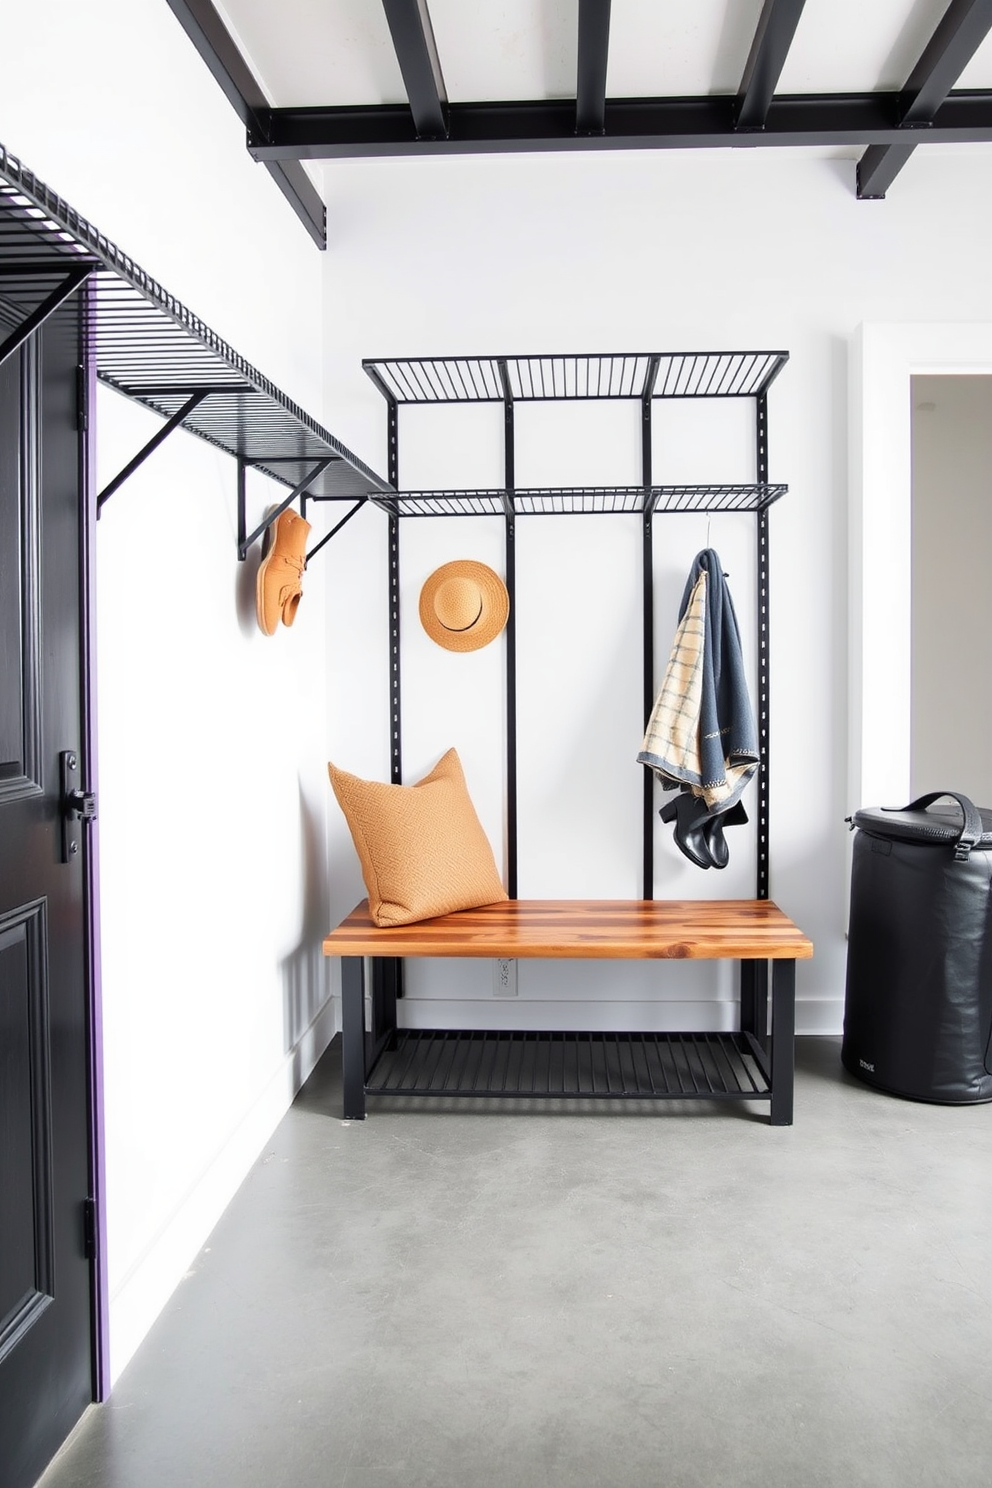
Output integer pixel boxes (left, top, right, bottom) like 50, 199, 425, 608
328, 748, 508, 927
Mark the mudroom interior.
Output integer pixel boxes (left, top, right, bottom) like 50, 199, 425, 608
2, 4, 992, 1487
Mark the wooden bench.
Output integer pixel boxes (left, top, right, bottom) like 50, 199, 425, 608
322, 899, 813, 1125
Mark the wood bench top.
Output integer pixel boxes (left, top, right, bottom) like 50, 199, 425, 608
323, 899, 813, 961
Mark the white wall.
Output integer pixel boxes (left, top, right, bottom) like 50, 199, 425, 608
2, 1, 336, 1382
320, 145, 992, 1036
911, 375, 992, 805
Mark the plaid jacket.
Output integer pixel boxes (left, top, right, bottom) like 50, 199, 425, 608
637, 548, 759, 813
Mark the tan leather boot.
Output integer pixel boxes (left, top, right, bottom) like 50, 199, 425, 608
255, 507, 312, 636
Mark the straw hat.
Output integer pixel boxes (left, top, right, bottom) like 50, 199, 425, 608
419, 560, 509, 652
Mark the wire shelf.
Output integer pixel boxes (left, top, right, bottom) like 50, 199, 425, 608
364, 350, 789, 404
366, 1029, 772, 1102
370, 483, 787, 517
0, 145, 389, 502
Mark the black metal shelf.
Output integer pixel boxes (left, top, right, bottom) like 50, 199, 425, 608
0, 144, 389, 520
365, 1028, 771, 1104
371, 483, 787, 518
364, 350, 788, 404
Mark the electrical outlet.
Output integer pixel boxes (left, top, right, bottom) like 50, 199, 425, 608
493, 957, 518, 997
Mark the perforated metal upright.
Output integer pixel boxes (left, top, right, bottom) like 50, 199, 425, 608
496, 358, 519, 898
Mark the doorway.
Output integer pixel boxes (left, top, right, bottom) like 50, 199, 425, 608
0, 304, 99, 1488
911, 374, 992, 805
849, 322, 992, 815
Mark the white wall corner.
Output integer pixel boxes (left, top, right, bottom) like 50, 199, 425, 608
107, 993, 337, 1386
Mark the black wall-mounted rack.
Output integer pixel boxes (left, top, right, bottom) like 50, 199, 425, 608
0, 144, 389, 561
362, 349, 789, 903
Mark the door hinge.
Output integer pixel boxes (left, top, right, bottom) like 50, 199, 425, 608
60, 749, 97, 864
76, 364, 89, 432
82, 1198, 97, 1261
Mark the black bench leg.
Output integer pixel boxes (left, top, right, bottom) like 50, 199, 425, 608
740, 959, 768, 1042
769, 958, 796, 1126
341, 956, 367, 1120
371, 956, 400, 1051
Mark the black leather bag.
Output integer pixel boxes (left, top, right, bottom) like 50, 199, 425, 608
842, 791, 992, 1104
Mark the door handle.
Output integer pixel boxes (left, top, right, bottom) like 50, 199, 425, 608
60, 750, 97, 863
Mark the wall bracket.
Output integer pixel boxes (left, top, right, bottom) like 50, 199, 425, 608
96, 390, 212, 513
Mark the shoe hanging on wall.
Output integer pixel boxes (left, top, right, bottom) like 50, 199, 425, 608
255, 507, 311, 636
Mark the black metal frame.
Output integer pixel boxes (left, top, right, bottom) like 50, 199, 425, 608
250, 91, 992, 160
160, 0, 992, 231
736, 0, 810, 131
858, 0, 992, 198
0, 145, 389, 557
380, 0, 448, 141
255, 0, 992, 205
340, 953, 796, 1125
164, 0, 327, 246
576, 0, 613, 136
362, 349, 788, 904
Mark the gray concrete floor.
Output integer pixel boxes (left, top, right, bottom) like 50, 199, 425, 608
40, 1036, 992, 1488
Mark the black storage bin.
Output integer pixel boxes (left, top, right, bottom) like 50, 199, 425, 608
842, 791, 992, 1104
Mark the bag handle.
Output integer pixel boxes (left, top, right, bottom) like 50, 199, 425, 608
886, 791, 984, 861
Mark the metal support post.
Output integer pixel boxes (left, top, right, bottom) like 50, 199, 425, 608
642, 507, 655, 900
370, 957, 400, 1052
237, 457, 247, 557
383, 399, 405, 1001
341, 956, 367, 1120
769, 958, 796, 1125
740, 959, 769, 1043
640, 361, 659, 900
387, 397, 401, 785
755, 392, 770, 899
498, 359, 518, 899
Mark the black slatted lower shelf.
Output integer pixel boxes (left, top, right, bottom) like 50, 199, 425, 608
365, 1030, 771, 1102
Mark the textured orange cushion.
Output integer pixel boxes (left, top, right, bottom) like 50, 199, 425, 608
328, 748, 508, 927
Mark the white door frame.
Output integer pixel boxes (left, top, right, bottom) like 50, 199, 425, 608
849, 322, 992, 813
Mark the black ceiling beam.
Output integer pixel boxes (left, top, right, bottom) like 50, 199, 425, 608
736, 0, 809, 129
857, 0, 992, 198
856, 143, 916, 199
380, 0, 448, 139
248, 91, 992, 161
262, 159, 327, 248
576, 0, 612, 136
901, 0, 992, 119
165, 0, 326, 247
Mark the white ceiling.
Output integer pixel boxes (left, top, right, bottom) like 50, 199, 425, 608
216, 0, 992, 110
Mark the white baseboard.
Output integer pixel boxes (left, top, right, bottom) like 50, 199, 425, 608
795, 1000, 844, 1035
108, 995, 338, 1386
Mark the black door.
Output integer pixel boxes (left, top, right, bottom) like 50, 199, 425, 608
0, 308, 95, 1488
